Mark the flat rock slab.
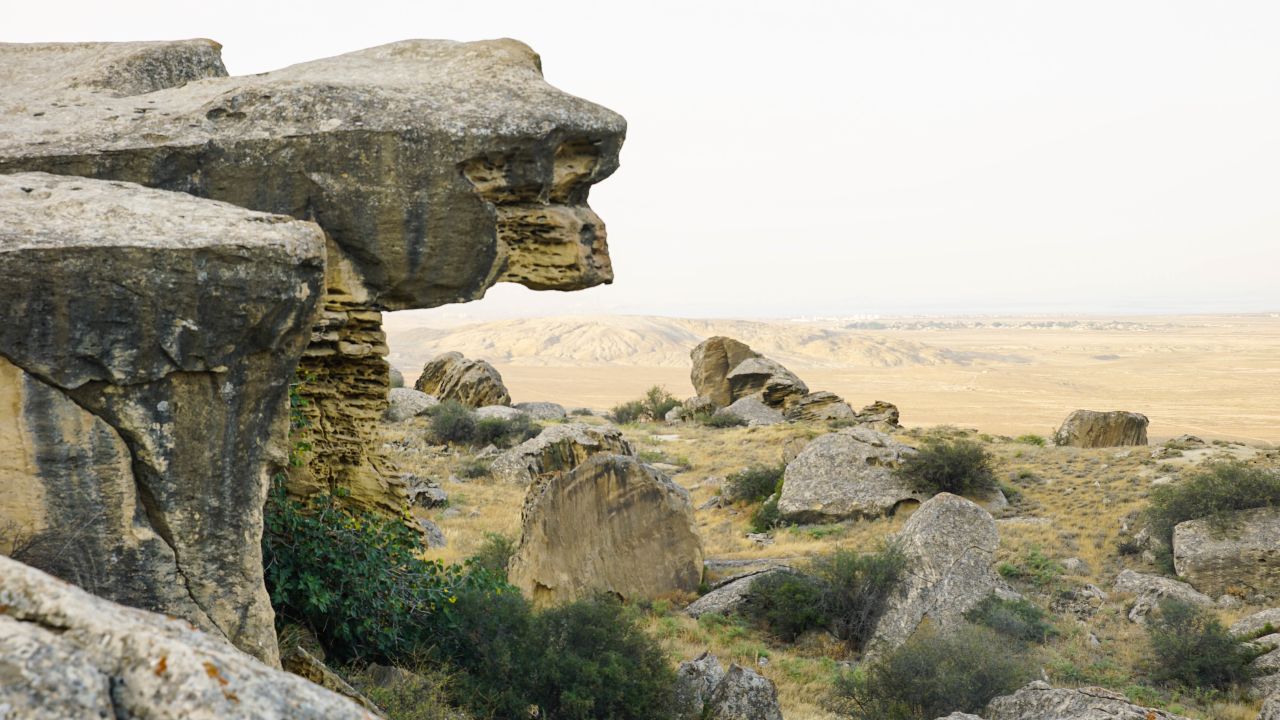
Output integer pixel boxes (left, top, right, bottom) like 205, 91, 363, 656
985, 681, 1190, 720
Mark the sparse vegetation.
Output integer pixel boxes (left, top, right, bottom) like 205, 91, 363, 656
964, 595, 1057, 643
454, 458, 491, 479
699, 412, 747, 428
1146, 460, 1280, 571
749, 494, 782, 533
1015, 434, 1047, 446
996, 546, 1063, 588
609, 385, 681, 424
474, 413, 541, 448
724, 464, 785, 504
1147, 598, 1255, 690
832, 624, 1033, 720
426, 402, 541, 447
427, 401, 480, 445
468, 532, 517, 581
894, 438, 998, 496
610, 399, 648, 424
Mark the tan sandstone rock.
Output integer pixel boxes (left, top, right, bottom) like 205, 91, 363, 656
414, 351, 512, 408
0, 172, 325, 665
783, 391, 856, 422
1055, 410, 1149, 448
489, 422, 633, 484
1173, 505, 1280, 598
509, 455, 703, 604
0, 554, 374, 720
690, 337, 761, 408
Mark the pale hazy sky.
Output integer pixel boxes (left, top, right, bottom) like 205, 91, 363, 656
9, 1, 1280, 318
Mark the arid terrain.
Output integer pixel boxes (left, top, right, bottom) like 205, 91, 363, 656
385, 313, 1280, 445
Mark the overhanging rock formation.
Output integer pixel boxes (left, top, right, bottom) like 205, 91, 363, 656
0, 39, 624, 660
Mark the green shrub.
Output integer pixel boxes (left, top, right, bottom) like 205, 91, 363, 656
643, 385, 681, 422
468, 532, 517, 581
725, 464, 785, 504
832, 625, 1033, 720
342, 664, 460, 720
455, 458, 491, 479
434, 586, 537, 719
474, 414, 541, 448
749, 494, 782, 533
996, 546, 1063, 588
1014, 434, 1046, 446
1146, 461, 1280, 571
742, 571, 829, 642
570, 407, 594, 416
428, 401, 479, 444
1147, 598, 1255, 690
893, 439, 998, 496
610, 400, 648, 425
964, 595, 1057, 643
700, 412, 747, 428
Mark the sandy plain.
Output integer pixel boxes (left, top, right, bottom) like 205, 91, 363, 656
384, 313, 1280, 445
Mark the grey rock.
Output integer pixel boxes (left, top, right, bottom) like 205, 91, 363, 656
0, 172, 325, 666
406, 478, 448, 509
384, 387, 438, 421
1173, 505, 1280, 598
717, 396, 785, 426
783, 391, 856, 422
0, 554, 370, 719
475, 404, 526, 421
778, 427, 923, 523
854, 400, 902, 429
685, 568, 793, 618
727, 356, 809, 408
1113, 569, 1213, 623
985, 681, 1190, 719
1055, 410, 1149, 448
515, 401, 567, 420
866, 493, 1003, 655
673, 652, 726, 719
415, 352, 511, 408
1229, 608, 1280, 638
419, 519, 447, 549
705, 664, 785, 720
935, 715, 986, 720
1262, 693, 1280, 720
489, 422, 633, 485
1060, 557, 1090, 575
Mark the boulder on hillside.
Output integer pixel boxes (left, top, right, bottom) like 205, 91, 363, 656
690, 337, 761, 408
985, 681, 1191, 719
865, 493, 1004, 655
1231, 608, 1280, 638
515, 401, 568, 420
508, 455, 703, 604
1173, 505, 1280, 598
673, 653, 783, 720
1113, 569, 1213, 623
1055, 410, 1149, 448
475, 404, 526, 421
777, 427, 924, 524
0, 554, 371, 720
383, 387, 438, 422
784, 391, 856, 422
685, 568, 795, 618
0, 172, 325, 666
414, 351, 511, 407
717, 396, 785, 426
489, 422, 633, 484
726, 356, 809, 407
855, 400, 902, 430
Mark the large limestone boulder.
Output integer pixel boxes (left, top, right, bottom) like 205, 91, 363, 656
489, 422, 633, 484
1054, 410, 1149, 448
508, 455, 703, 604
1173, 505, 1280, 598
985, 681, 1191, 719
854, 400, 902, 431
414, 351, 511, 408
690, 337, 761, 408
515, 401, 568, 420
777, 427, 924, 524
784, 391, 856, 422
1112, 569, 1213, 623
383, 387, 438, 422
726, 356, 809, 407
0, 172, 325, 665
673, 653, 783, 720
865, 494, 1003, 655
0, 554, 372, 720
0, 37, 625, 516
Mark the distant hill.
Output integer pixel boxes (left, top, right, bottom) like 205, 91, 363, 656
383, 315, 1028, 369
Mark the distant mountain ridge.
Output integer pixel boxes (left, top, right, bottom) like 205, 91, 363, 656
383, 315, 1028, 369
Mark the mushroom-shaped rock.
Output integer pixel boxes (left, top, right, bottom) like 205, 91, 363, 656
778, 427, 923, 524
1054, 410, 1149, 448
784, 391, 856, 422
509, 455, 703, 604
865, 493, 1003, 655
1173, 505, 1280, 598
0, 554, 372, 719
1112, 569, 1213, 623
985, 681, 1191, 719
414, 351, 512, 408
489, 422, 633, 484
0, 172, 325, 665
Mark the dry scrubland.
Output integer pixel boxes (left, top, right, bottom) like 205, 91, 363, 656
385, 313, 1280, 445
384, 411, 1276, 720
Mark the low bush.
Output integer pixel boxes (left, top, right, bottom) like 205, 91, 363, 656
468, 532, 517, 581
964, 595, 1057, 643
832, 624, 1033, 720
474, 413, 541, 448
1146, 461, 1280, 570
454, 458, 491, 479
1147, 598, 1255, 690
699, 412, 746, 428
570, 407, 594, 416
742, 571, 829, 642
749, 494, 782, 533
642, 385, 681, 422
996, 546, 1063, 588
725, 464, 785, 504
610, 400, 648, 425
342, 664, 458, 720
1014, 434, 1046, 446
427, 401, 479, 445
893, 439, 998, 496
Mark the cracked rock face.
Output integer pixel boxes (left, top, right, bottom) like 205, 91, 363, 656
1055, 410, 1148, 448
0, 172, 325, 665
778, 427, 923, 524
985, 680, 1191, 720
414, 351, 512, 408
489, 422, 633, 485
1173, 505, 1280, 598
0, 554, 372, 720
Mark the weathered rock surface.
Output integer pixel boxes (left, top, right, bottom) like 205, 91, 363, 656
685, 568, 794, 618
475, 404, 526, 421
985, 681, 1190, 719
515, 401, 567, 420
1055, 410, 1149, 448
777, 427, 923, 524
690, 337, 762, 408
784, 391, 856, 422
726, 356, 809, 407
280, 646, 381, 715
854, 400, 901, 430
1262, 693, 1280, 720
1231, 608, 1280, 638
508, 455, 702, 604
489, 422, 633, 484
1173, 505, 1280, 598
0, 554, 373, 719
866, 493, 1003, 654
414, 351, 511, 408
674, 653, 783, 720
1, 37, 625, 516
717, 395, 785, 426
1113, 569, 1213, 623
0, 172, 326, 665
383, 387, 438, 422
